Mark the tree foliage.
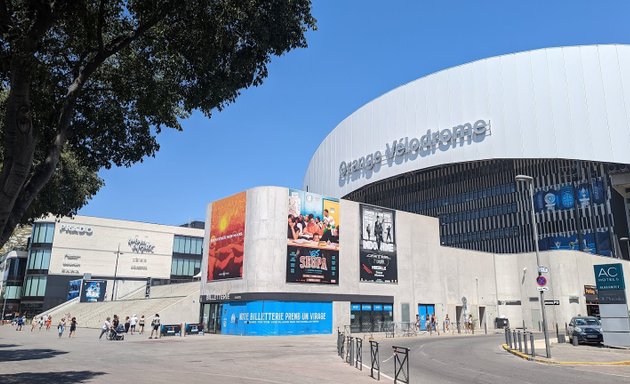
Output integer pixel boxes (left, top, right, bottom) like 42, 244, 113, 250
0, 0, 316, 247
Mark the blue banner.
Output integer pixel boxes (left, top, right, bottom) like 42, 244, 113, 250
384, 304, 393, 311
591, 181, 605, 204
559, 185, 575, 209
351, 304, 361, 311
221, 301, 332, 336
373, 304, 383, 311
576, 184, 591, 207
543, 189, 559, 211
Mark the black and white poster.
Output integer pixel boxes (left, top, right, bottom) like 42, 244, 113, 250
359, 204, 397, 283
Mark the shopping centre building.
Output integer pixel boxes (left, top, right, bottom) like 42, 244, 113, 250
13, 215, 204, 314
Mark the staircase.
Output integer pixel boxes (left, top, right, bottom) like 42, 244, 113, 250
40, 282, 200, 328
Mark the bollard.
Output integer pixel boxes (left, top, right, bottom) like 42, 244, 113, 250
504, 328, 509, 345
507, 328, 513, 349
355, 338, 363, 370
392, 346, 410, 384
517, 331, 522, 352
370, 340, 380, 381
512, 329, 517, 349
484, 321, 487, 335
524, 332, 529, 355
538, 321, 541, 331
530, 332, 535, 357
572, 335, 579, 346
565, 322, 569, 337
555, 323, 560, 339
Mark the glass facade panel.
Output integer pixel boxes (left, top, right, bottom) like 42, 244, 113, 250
27, 249, 51, 270
32, 222, 55, 244
173, 235, 203, 255
23, 276, 47, 297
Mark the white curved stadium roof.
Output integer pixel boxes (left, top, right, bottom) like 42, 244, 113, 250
303, 44, 630, 198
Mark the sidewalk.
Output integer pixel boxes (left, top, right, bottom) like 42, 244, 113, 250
502, 336, 630, 365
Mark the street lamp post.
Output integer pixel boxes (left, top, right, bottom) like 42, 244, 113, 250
620, 237, 630, 260
111, 243, 123, 301
516, 174, 551, 358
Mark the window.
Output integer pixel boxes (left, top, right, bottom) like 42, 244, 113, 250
32, 222, 55, 244
2, 286, 21, 299
173, 235, 203, 255
27, 249, 51, 270
171, 256, 201, 277
23, 276, 47, 297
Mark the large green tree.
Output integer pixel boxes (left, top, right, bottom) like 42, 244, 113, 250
0, 0, 315, 247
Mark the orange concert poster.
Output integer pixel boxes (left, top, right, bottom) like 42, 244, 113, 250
208, 192, 246, 281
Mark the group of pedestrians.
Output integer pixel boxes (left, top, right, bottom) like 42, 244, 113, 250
10, 313, 53, 332
56, 316, 78, 338
99, 314, 162, 340
415, 313, 455, 335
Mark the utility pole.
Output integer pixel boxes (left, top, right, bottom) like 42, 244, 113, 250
516, 175, 551, 358
111, 243, 123, 301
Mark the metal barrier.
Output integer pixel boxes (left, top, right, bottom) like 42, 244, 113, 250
370, 341, 380, 381
392, 346, 410, 384
337, 331, 345, 357
355, 338, 363, 370
346, 336, 354, 365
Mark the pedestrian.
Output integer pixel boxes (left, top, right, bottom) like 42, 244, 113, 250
431, 314, 439, 335
444, 314, 451, 333
16, 314, 24, 331
57, 318, 66, 338
130, 314, 137, 335
45, 315, 52, 331
425, 315, 431, 334
415, 314, 420, 332
99, 317, 112, 340
30, 315, 38, 331
68, 317, 77, 338
138, 315, 145, 335
124, 316, 131, 333
468, 314, 474, 333
38, 316, 44, 331
149, 313, 161, 339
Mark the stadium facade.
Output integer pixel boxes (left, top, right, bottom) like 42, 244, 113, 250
303, 45, 630, 259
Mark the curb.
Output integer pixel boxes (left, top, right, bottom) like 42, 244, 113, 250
501, 344, 630, 366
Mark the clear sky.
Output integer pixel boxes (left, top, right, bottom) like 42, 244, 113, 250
78, 0, 630, 226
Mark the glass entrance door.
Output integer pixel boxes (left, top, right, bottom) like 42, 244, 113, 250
204, 303, 223, 334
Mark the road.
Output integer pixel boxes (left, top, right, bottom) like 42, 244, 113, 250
371, 334, 630, 384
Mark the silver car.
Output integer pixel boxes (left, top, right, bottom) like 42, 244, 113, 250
567, 316, 603, 344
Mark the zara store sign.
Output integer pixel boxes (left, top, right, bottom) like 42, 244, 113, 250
339, 119, 490, 178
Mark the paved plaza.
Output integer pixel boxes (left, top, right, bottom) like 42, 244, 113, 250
0, 326, 372, 384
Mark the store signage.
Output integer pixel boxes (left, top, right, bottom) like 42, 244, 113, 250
594, 263, 625, 291
584, 285, 597, 296
59, 224, 93, 235
339, 119, 490, 178
128, 237, 155, 254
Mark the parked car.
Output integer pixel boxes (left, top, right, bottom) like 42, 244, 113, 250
567, 316, 603, 344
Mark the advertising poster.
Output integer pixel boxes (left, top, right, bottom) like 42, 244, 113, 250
80, 279, 107, 302
559, 185, 575, 209
543, 189, 559, 211
208, 192, 246, 281
221, 301, 332, 335
359, 204, 398, 283
67, 279, 81, 301
287, 189, 339, 284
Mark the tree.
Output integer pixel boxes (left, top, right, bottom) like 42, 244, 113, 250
0, 0, 316, 247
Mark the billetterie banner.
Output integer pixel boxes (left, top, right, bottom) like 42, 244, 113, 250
287, 189, 339, 284
359, 204, 397, 283
221, 301, 332, 335
208, 191, 246, 281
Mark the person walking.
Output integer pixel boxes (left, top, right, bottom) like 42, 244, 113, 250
431, 314, 440, 335
149, 314, 161, 339
45, 315, 52, 331
99, 317, 112, 340
130, 314, 137, 335
124, 316, 131, 333
16, 314, 24, 331
57, 318, 66, 338
30, 315, 38, 332
68, 317, 78, 338
425, 315, 431, 334
138, 315, 145, 335
444, 314, 451, 333
38, 316, 44, 331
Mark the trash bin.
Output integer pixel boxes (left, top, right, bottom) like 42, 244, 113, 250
495, 317, 509, 329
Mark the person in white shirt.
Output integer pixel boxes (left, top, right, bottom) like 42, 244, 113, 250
130, 314, 138, 335
99, 317, 112, 339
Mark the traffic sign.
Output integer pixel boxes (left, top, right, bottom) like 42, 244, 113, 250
544, 299, 560, 305
537, 286, 549, 292
538, 266, 549, 273
536, 275, 547, 286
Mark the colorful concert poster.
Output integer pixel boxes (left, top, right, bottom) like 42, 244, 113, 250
208, 192, 246, 281
287, 189, 339, 284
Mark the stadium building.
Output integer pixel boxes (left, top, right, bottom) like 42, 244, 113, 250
303, 44, 630, 259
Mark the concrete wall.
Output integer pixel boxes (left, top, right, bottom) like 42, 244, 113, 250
202, 186, 630, 333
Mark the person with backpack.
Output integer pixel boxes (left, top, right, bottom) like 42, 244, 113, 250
149, 313, 161, 339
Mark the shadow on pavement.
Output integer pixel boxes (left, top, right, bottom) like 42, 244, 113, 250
0, 370, 106, 384
0, 348, 68, 362
0, 343, 20, 348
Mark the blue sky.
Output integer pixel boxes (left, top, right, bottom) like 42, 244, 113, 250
78, 0, 630, 225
